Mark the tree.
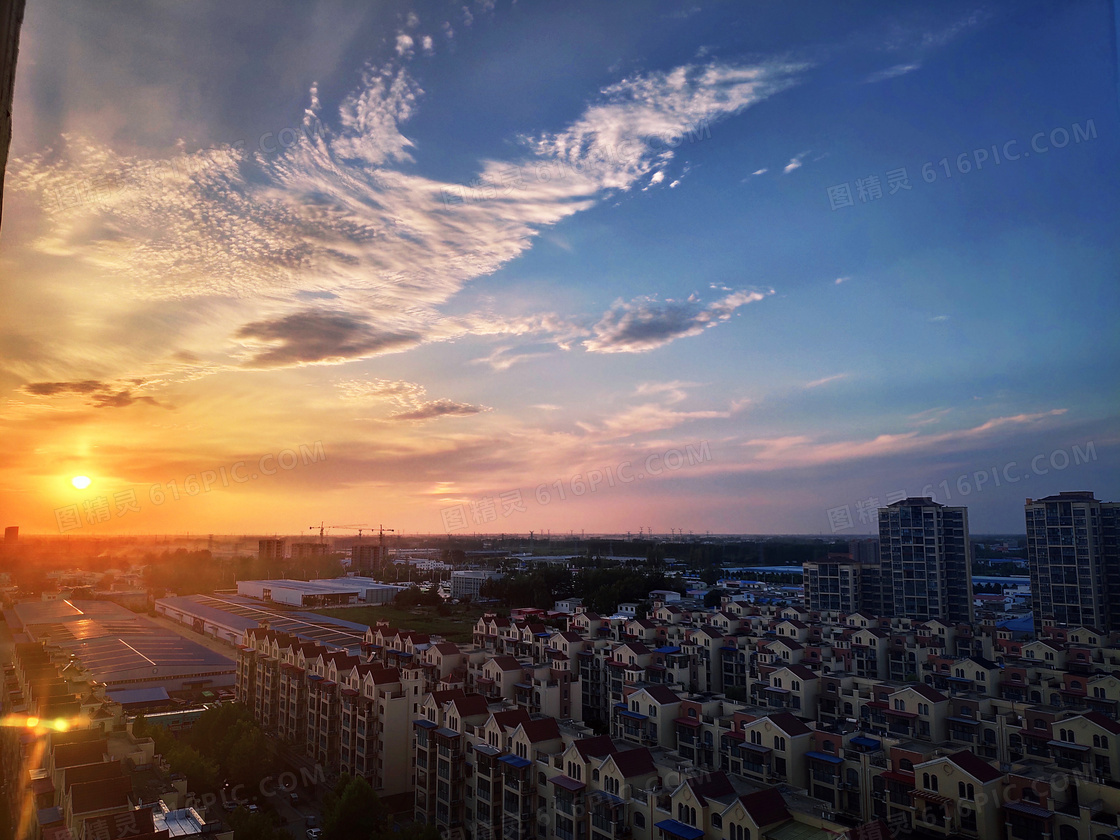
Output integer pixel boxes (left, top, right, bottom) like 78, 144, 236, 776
380, 824, 443, 840
704, 588, 727, 609
322, 775, 388, 840
227, 809, 287, 840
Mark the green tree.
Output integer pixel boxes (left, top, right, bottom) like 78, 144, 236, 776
323, 775, 388, 840
704, 588, 727, 609
227, 809, 287, 840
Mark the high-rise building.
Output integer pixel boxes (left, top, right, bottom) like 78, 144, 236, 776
290, 541, 330, 560
804, 552, 867, 614
258, 538, 285, 562
351, 544, 383, 573
878, 498, 973, 623
1026, 491, 1120, 633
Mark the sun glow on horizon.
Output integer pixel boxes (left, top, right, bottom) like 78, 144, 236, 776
71, 475, 91, 490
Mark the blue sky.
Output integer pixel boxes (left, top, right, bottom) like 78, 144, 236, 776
1, 0, 1117, 536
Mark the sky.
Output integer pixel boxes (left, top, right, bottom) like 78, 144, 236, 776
1, 0, 1118, 537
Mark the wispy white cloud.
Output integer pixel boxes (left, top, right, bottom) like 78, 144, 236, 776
337, 378, 489, 421
834, 276, 848, 285
804, 373, 848, 389
10, 57, 805, 381
783, 151, 809, 173
864, 63, 921, 83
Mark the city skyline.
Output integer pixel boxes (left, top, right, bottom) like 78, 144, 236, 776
1, 1, 1118, 536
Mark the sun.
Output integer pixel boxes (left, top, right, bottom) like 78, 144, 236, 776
71, 476, 92, 490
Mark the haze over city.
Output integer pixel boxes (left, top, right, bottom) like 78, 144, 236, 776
1, 0, 1118, 536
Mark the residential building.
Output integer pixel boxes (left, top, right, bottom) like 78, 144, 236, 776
878, 498, 973, 623
1025, 491, 1120, 633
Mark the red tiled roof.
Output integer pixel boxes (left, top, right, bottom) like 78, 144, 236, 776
611, 747, 656, 778
489, 656, 523, 671
70, 776, 133, 814
767, 712, 811, 737
1082, 711, 1120, 736
947, 751, 1003, 783
53, 741, 107, 769
738, 788, 789, 827
520, 718, 560, 743
430, 689, 467, 705
904, 684, 947, 703
491, 709, 532, 729
63, 760, 124, 790
687, 770, 735, 805
640, 684, 683, 705
452, 695, 490, 718
573, 735, 618, 761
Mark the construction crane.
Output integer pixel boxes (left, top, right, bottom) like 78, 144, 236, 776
378, 524, 395, 550
331, 524, 373, 539
309, 522, 330, 539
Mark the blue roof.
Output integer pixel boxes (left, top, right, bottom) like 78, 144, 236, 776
655, 820, 705, 840
107, 687, 170, 706
851, 736, 880, 749
499, 754, 532, 768
618, 709, 647, 720
806, 750, 844, 764
655, 646, 681, 654
998, 614, 1035, 633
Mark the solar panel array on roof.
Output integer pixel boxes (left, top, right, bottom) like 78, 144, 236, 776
184, 595, 368, 651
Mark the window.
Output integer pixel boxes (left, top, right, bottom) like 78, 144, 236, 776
649, 705, 656, 717
774, 736, 786, 751
712, 815, 722, 829
634, 814, 645, 829
894, 699, 905, 711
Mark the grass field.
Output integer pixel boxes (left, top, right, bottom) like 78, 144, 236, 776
310, 604, 489, 643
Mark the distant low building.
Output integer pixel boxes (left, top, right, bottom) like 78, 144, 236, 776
450, 569, 503, 599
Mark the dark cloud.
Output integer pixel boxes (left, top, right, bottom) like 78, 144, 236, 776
24, 380, 105, 396
586, 299, 706, 353
22, 380, 164, 409
236, 311, 422, 368
392, 399, 487, 421
584, 290, 766, 353
90, 390, 160, 409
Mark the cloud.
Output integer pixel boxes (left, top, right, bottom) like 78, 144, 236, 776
834, 276, 848, 285
584, 289, 769, 353
804, 373, 848, 389
395, 34, 415, 57
421, 35, 434, 54
783, 151, 809, 173
21, 379, 164, 408
472, 344, 555, 371
338, 378, 489, 421
10, 57, 804, 375
864, 63, 921, 83
23, 380, 105, 396
929, 314, 950, 322
235, 311, 422, 368
741, 409, 1069, 469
